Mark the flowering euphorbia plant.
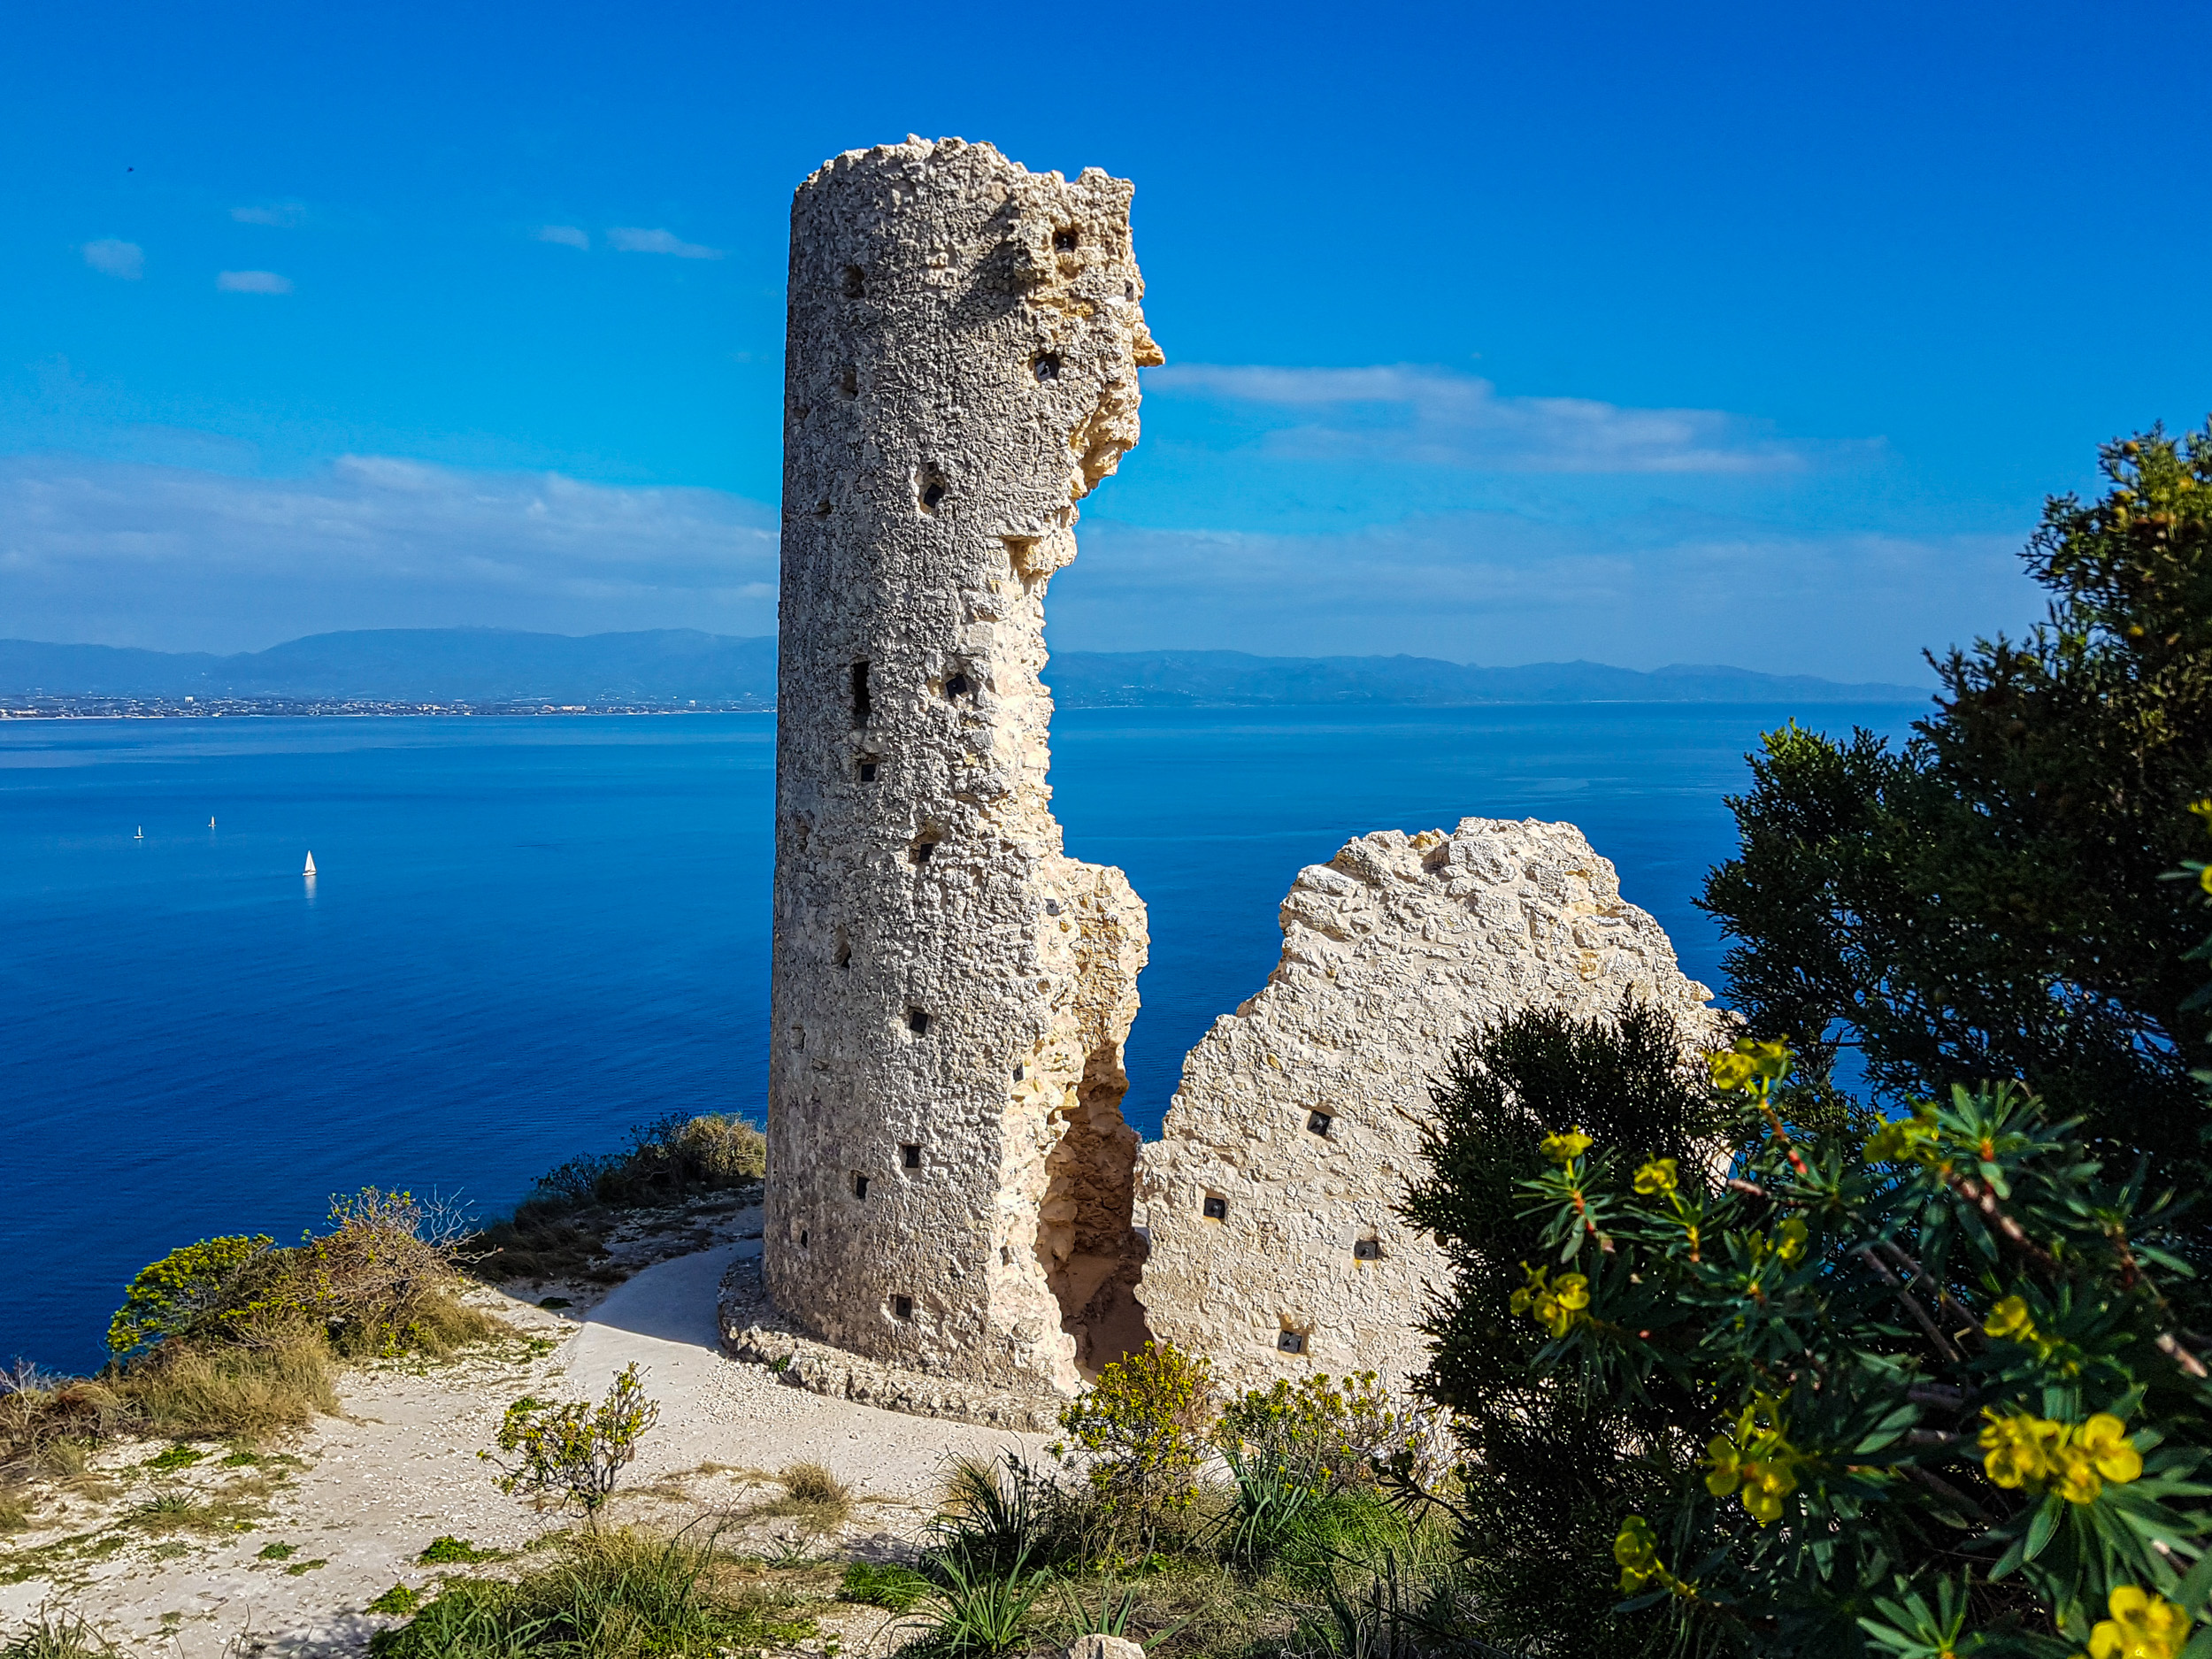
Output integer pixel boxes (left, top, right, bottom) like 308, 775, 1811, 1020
1515, 1033, 2212, 1657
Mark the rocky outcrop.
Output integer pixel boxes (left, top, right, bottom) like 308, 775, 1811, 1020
764, 137, 1164, 1395
1132, 818, 1722, 1394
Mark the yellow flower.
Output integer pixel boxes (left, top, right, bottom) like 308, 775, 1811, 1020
1540, 1125, 1593, 1164
1984, 1295, 2039, 1343
1705, 1407, 1798, 1525
1709, 1051, 1757, 1093
2052, 1441, 2105, 1505
2199, 864, 2212, 895
1613, 1515, 1662, 1594
2089, 1584, 2191, 1659
1775, 1216, 1809, 1263
2079, 1415, 2144, 1485
1704, 1434, 1742, 1497
1740, 1458, 1796, 1524
1978, 1412, 2053, 1491
1632, 1157, 1678, 1197
1509, 1264, 1590, 1337
1863, 1107, 1939, 1164
1977, 1411, 2139, 1502
1744, 1039, 1793, 1082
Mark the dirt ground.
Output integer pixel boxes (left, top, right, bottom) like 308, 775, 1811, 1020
0, 1203, 1055, 1655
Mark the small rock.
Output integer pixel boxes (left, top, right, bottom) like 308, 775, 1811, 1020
1067, 1637, 1144, 1659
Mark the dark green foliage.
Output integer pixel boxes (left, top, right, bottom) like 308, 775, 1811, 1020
419, 1534, 500, 1563
1701, 423, 2212, 1175
1399, 999, 1724, 1655
841, 1560, 933, 1612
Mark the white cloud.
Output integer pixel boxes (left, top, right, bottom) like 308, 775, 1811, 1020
607, 227, 723, 260
1149, 363, 1845, 474
81, 240, 143, 280
216, 270, 294, 295
229, 202, 306, 227
0, 452, 779, 652
536, 224, 590, 250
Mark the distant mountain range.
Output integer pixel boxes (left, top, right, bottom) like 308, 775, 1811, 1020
1043, 650, 1927, 707
0, 629, 1930, 707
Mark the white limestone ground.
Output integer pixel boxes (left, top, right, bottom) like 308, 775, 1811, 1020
766, 136, 1164, 1396
0, 1226, 1051, 1655
1133, 818, 1725, 1394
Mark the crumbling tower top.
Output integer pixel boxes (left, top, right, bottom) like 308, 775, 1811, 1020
764, 138, 1160, 1394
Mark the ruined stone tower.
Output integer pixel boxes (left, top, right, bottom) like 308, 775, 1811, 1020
764, 138, 1164, 1395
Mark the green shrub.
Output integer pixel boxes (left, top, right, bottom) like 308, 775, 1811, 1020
1398, 999, 1720, 1656
1055, 1341, 1217, 1548
1509, 1033, 2212, 1655
486, 1363, 659, 1525
106, 1233, 274, 1355
1703, 421, 2212, 1184
368, 1525, 812, 1659
467, 1114, 766, 1283
1216, 1371, 1446, 1496
842, 1560, 933, 1612
365, 1584, 421, 1617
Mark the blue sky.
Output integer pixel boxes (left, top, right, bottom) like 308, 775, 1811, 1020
4, 1, 2208, 680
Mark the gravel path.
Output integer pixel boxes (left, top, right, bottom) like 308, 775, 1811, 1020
0, 1237, 1054, 1655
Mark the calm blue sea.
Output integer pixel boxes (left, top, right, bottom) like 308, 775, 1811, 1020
0, 703, 1923, 1371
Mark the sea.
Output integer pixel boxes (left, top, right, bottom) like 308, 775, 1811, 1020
0, 702, 1924, 1372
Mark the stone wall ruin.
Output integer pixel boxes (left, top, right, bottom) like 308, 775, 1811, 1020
1132, 818, 1721, 1394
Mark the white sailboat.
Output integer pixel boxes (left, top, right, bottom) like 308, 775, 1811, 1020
303, 851, 317, 876
208, 817, 216, 828
134, 826, 143, 841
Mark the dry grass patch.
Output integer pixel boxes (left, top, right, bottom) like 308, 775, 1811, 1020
751, 1462, 854, 1534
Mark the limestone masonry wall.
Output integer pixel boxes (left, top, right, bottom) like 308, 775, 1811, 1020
1132, 818, 1723, 1394
764, 137, 1164, 1395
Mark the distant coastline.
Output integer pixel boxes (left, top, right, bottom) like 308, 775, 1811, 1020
0, 627, 1933, 713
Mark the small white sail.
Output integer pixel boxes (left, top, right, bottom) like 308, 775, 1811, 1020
208, 817, 216, 828
303, 851, 317, 876
134, 826, 143, 840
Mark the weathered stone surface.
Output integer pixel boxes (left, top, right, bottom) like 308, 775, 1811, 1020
1132, 818, 1722, 1394
765, 137, 1164, 1394
1067, 1637, 1147, 1659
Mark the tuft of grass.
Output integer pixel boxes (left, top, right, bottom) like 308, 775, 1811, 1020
142, 1444, 205, 1471
257, 1542, 297, 1561
0, 1493, 31, 1533
127, 1491, 260, 1535
755, 1462, 853, 1533
0, 1609, 117, 1658
841, 1560, 932, 1613
419, 1534, 501, 1563
283, 1558, 329, 1576
366, 1584, 422, 1617
368, 1525, 813, 1659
